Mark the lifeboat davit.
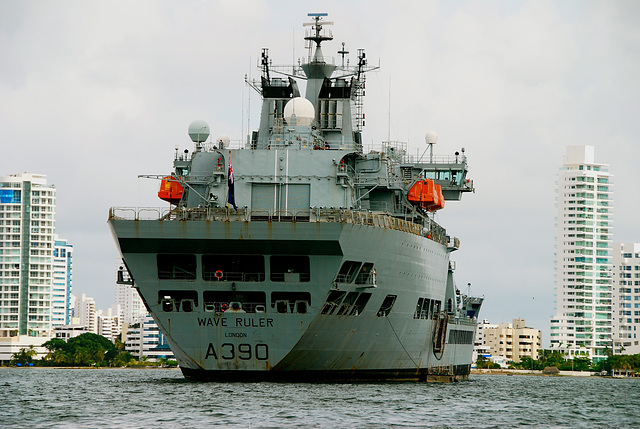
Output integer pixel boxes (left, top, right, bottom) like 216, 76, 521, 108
158, 176, 184, 204
407, 179, 445, 211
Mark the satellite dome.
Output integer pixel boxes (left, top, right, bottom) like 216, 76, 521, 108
425, 131, 438, 145
188, 120, 210, 143
284, 97, 315, 126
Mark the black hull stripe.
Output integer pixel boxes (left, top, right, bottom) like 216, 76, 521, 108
180, 365, 471, 382
117, 238, 342, 255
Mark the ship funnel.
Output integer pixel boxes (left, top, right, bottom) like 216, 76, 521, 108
188, 120, 210, 143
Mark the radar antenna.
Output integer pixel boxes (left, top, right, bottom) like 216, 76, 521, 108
261, 48, 271, 82
338, 42, 349, 67
303, 13, 333, 48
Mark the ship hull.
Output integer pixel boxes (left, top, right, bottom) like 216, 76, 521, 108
109, 213, 478, 382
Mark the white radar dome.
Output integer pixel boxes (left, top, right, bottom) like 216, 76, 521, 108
284, 97, 315, 126
425, 131, 438, 145
188, 120, 210, 143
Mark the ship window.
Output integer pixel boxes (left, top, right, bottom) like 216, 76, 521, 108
432, 300, 441, 317
202, 291, 266, 314
296, 301, 308, 314
157, 254, 196, 280
376, 294, 397, 317
354, 262, 374, 285
350, 292, 372, 316
335, 260, 361, 283
415, 298, 431, 319
270, 256, 310, 282
202, 254, 265, 282
414, 298, 424, 319
336, 292, 359, 316
422, 298, 431, 319
276, 300, 288, 313
320, 290, 345, 315
158, 290, 198, 312
271, 292, 311, 314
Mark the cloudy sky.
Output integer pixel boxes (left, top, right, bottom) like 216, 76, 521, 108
2, 0, 639, 344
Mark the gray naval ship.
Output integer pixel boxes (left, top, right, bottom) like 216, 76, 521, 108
109, 13, 483, 382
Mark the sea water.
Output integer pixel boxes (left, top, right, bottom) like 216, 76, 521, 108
1, 368, 639, 428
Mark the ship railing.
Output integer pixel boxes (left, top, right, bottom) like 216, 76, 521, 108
448, 315, 477, 326
205, 301, 266, 314
202, 271, 265, 282
109, 206, 449, 244
333, 274, 352, 284
270, 272, 310, 282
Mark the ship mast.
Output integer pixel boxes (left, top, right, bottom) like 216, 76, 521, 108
301, 13, 336, 108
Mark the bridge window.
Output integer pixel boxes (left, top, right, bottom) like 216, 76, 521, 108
157, 254, 196, 280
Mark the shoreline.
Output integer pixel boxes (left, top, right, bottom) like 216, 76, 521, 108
0, 365, 180, 370
472, 368, 594, 377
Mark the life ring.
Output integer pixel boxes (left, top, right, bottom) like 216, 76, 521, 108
221, 303, 229, 311
215, 270, 223, 280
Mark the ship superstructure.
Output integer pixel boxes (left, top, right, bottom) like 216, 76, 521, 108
109, 13, 482, 381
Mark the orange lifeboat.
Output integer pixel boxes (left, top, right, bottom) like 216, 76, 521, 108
158, 176, 183, 204
431, 183, 445, 211
407, 179, 445, 211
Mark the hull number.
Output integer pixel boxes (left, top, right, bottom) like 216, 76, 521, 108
205, 343, 269, 360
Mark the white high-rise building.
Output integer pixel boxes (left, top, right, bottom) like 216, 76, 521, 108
0, 173, 57, 337
52, 237, 73, 328
98, 307, 121, 342
612, 242, 640, 355
550, 146, 613, 362
114, 260, 146, 325
75, 293, 97, 334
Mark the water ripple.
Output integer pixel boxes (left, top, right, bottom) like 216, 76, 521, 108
1, 368, 639, 428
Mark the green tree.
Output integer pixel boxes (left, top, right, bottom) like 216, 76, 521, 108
74, 347, 93, 365
67, 333, 116, 366
10, 346, 37, 366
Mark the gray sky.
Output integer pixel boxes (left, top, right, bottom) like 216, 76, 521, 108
2, 0, 639, 345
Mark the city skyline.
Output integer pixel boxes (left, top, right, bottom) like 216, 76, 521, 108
2, 2, 640, 344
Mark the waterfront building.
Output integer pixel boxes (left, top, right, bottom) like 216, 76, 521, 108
482, 318, 542, 363
124, 315, 175, 362
52, 237, 73, 328
549, 146, 613, 362
0, 335, 50, 364
123, 322, 141, 356
472, 319, 495, 365
74, 293, 97, 334
0, 173, 57, 337
97, 307, 121, 342
612, 242, 640, 355
53, 324, 88, 341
